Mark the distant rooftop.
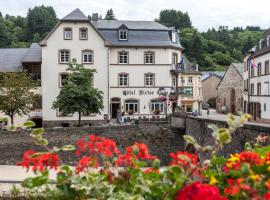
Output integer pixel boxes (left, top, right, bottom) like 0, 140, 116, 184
0, 43, 41, 72
202, 71, 225, 81
61, 8, 88, 21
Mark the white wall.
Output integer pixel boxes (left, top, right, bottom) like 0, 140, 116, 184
109, 48, 180, 116
42, 22, 109, 121
249, 53, 270, 119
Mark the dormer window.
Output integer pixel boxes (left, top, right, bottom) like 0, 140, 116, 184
119, 30, 128, 40
172, 32, 177, 43
64, 28, 72, 40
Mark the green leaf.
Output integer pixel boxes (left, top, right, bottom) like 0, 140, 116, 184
183, 135, 201, 149
217, 128, 231, 144
31, 128, 44, 135
23, 121, 35, 128
61, 145, 76, 151
36, 138, 48, 146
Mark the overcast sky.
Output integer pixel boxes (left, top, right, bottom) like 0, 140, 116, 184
1, 0, 270, 31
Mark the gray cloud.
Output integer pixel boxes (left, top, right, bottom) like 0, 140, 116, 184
1, 0, 270, 31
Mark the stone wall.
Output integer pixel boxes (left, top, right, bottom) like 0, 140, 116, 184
217, 64, 243, 113
183, 117, 270, 158
0, 122, 184, 166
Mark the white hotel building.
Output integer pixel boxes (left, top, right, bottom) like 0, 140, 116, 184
0, 9, 203, 127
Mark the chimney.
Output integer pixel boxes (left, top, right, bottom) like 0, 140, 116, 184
92, 13, 99, 21
195, 64, 199, 71
267, 36, 270, 46
259, 39, 262, 49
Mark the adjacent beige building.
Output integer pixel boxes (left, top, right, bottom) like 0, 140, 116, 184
202, 72, 224, 102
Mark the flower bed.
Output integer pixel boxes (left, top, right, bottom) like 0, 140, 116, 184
4, 114, 270, 199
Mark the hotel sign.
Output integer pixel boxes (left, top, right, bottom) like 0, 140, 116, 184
123, 90, 155, 96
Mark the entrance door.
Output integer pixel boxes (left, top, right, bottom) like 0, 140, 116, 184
111, 103, 120, 119
111, 98, 121, 119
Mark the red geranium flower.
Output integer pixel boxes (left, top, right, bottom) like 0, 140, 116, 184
17, 150, 59, 171
176, 182, 227, 200
76, 156, 98, 173
116, 143, 157, 167
239, 151, 261, 166
76, 135, 120, 158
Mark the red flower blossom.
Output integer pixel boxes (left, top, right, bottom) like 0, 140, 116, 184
76, 156, 98, 173
76, 135, 120, 158
176, 182, 227, 200
17, 150, 59, 171
265, 192, 270, 200
169, 151, 199, 172
116, 143, 157, 167
239, 151, 261, 166
224, 178, 252, 197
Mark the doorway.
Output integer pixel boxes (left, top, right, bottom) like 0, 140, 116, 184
111, 98, 121, 119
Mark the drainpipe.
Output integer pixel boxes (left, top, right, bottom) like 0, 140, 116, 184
107, 48, 110, 120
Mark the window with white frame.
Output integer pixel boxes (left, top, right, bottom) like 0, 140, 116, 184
59, 73, 69, 87
144, 73, 155, 86
172, 53, 178, 65
188, 77, 193, 83
59, 50, 70, 63
64, 28, 72, 40
82, 50, 93, 64
119, 30, 128, 40
257, 83, 261, 95
172, 32, 177, 43
151, 100, 164, 113
144, 51, 155, 64
118, 51, 128, 64
251, 83, 254, 95
80, 28, 88, 40
118, 73, 128, 86
125, 99, 138, 113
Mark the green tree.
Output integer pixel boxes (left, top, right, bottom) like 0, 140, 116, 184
157, 9, 192, 30
104, 8, 116, 20
52, 59, 104, 126
26, 5, 57, 42
0, 72, 37, 125
0, 18, 11, 47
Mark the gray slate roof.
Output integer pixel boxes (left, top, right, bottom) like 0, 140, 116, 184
41, 9, 183, 48
61, 8, 88, 21
0, 48, 28, 72
0, 43, 42, 72
202, 71, 225, 81
22, 43, 42, 63
98, 29, 182, 48
92, 20, 169, 30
